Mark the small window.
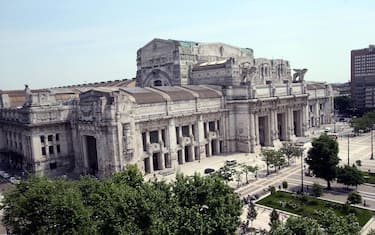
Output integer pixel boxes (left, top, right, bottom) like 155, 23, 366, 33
49, 146, 54, 154
56, 145, 61, 153
49, 162, 57, 170
42, 147, 46, 155
40, 136, 45, 144
48, 135, 53, 142
56, 134, 59, 141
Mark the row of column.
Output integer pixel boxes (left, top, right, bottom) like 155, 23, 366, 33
248, 107, 304, 151
142, 117, 221, 174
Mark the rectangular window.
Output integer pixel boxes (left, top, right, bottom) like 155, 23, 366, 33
42, 147, 46, 155
182, 126, 189, 137
49, 146, 54, 154
161, 129, 166, 147
49, 162, 57, 170
56, 134, 59, 141
40, 136, 45, 144
176, 127, 180, 144
217, 120, 220, 131
56, 145, 61, 153
209, 121, 215, 131
48, 135, 53, 142
149, 131, 158, 143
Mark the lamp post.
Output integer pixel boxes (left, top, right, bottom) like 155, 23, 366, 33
301, 150, 304, 193
347, 134, 350, 166
371, 127, 374, 160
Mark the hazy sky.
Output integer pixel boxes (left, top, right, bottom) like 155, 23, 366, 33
1, 0, 374, 90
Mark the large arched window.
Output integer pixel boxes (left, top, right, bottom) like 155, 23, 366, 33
153, 80, 162, 86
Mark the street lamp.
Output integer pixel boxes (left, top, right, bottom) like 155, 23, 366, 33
296, 142, 305, 193
371, 126, 374, 160
347, 134, 350, 166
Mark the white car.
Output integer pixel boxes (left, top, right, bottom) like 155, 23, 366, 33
0, 171, 10, 179
9, 177, 20, 185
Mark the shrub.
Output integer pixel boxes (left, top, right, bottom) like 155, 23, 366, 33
347, 191, 362, 205
282, 181, 288, 189
311, 183, 324, 197
307, 200, 318, 206
269, 186, 276, 195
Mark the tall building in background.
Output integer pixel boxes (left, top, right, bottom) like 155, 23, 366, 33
351, 45, 375, 110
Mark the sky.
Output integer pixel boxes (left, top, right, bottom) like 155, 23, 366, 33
0, 0, 374, 90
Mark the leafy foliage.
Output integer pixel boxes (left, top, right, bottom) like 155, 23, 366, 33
269, 208, 280, 232
347, 191, 362, 205
261, 149, 285, 175
351, 111, 375, 132
311, 182, 324, 197
2, 165, 242, 235
314, 209, 361, 235
241, 164, 258, 184
280, 142, 304, 166
334, 96, 353, 116
337, 165, 365, 188
247, 202, 257, 228
306, 134, 340, 189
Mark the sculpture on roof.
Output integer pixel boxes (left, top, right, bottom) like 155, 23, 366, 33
240, 62, 257, 85
24, 84, 32, 107
292, 68, 308, 82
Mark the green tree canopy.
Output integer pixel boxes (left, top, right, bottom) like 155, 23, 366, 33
2, 165, 242, 235
306, 134, 340, 189
280, 142, 304, 166
347, 191, 362, 205
261, 149, 285, 175
351, 111, 375, 132
337, 165, 365, 189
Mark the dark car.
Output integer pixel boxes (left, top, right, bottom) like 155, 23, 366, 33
204, 168, 215, 174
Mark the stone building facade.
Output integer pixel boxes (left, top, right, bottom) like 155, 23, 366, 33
0, 39, 333, 178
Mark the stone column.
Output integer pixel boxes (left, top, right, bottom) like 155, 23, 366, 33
270, 111, 275, 141
159, 152, 165, 170
189, 145, 195, 162
197, 117, 206, 159
148, 155, 154, 173
167, 119, 177, 168
255, 113, 260, 145
249, 113, 256, 152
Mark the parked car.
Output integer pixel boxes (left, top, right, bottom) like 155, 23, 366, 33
204, 168, 215, 174
9, 176, 20, 185
225, 159, 237, 167
0, 171, 10, 179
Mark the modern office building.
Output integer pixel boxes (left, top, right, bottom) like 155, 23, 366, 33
351, 45, 375, 110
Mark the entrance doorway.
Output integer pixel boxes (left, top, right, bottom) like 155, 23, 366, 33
85, 136, 98, 175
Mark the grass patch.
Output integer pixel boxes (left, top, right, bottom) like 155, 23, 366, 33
363, 171, 375, 184
256, 191, 372, 227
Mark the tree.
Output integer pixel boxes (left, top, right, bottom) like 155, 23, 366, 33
314, 209, 361, 235
2, 166, 243, 235
216, 165, 236, 183
306, 134, 340, 189
347, 191, 362, 205
334, 96, 353, 116
282, 181, 288, 190
261, 149, 284, 175
337, 165, 365, 189
351, 111, 375, 132
2, 177, 95, 235
269, 208, 280, 232
247, 202, 257, 228
241, 164, 258, 184
311, 182, 324, 197
284, 216, 323, 235
280, 142, 303, 166
173, 173, 242, 234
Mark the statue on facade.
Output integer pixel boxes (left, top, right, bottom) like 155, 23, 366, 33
241, 62, 257, 85
292, 68, 308, 82
24, 84, 32, 107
